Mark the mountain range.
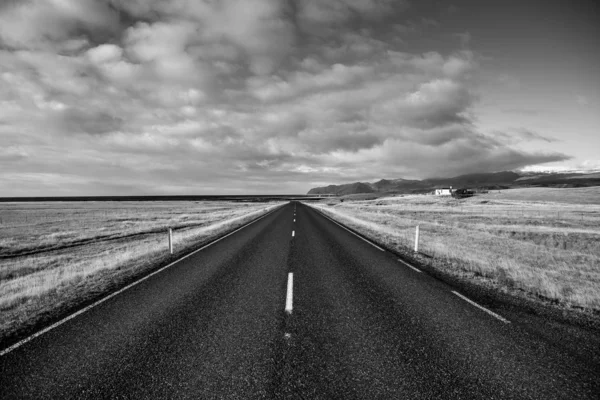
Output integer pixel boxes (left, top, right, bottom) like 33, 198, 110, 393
307, 171, 600, 196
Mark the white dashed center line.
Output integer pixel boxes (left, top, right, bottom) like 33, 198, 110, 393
292, 230, 295, 237
285, 273, 294, 314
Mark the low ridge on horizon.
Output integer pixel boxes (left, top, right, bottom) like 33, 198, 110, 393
307, 170, 600, 195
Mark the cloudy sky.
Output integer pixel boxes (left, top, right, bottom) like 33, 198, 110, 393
1, 0, 598, 195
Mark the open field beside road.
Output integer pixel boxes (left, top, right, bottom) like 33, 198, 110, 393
309, 187, 600, 312
0, 201, 282, 345
485, 186, 600, 205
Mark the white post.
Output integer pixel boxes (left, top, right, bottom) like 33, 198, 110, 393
414, 225, 420, 253
168, 228, 173, 254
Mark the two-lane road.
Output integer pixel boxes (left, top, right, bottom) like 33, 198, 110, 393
1, 202, 599, 399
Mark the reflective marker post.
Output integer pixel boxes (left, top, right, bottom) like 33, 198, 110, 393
414, 225, 420, 253
168, 228, 173, 254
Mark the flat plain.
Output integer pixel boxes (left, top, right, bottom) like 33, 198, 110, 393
0, 200, 281, 345
310, 186, 600, 312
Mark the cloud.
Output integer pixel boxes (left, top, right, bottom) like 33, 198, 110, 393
86, 44, 123, 64
388, 50, 475, 80
296, 0, 401, 24
0, 146, 28, 163
120, 0, 295, 76
578, 160, 600, 172
491, 128, 557, 145
521, 160, 600, 174
0, 0, 573, 194
373, 78, 473, 129
247, 63, 374, 102
0, 0, 119, 50
312, 132, 570, 181
57, 108, 124, 135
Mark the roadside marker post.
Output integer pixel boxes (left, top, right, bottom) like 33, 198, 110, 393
414, 225, 420, 253
168, 228, 173, 254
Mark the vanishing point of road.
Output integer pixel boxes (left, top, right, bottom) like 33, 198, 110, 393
1, 202, 599, 399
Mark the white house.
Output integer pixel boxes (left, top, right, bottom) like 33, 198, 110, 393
435, 187, 453, 196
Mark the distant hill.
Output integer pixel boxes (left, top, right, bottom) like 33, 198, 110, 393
307, 171, 600, 196
337, 182, 375, 196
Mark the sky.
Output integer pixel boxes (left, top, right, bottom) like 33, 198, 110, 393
0, 0, 598, 195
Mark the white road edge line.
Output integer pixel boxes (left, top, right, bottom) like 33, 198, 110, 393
317, 209, 385, 252
452, 291, 510, 324
0, 205, 284, 358
285, 273, 294, 314
397, 258, 421, 273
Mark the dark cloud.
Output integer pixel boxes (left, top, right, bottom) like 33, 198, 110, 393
491, 128, 557, 145
0, 0, 120, 50
59, 109, 123, 135
512, 128, 556, 143
298, 125, 382, 153
378, 133, 571, 179
295, 0, 405, 25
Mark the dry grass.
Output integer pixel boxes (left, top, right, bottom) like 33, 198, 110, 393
308, 190, 600, 311
0, 201, 282, 343
488, 186, 600, 205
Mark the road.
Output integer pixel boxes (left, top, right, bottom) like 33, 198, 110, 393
1, 202, 599, 399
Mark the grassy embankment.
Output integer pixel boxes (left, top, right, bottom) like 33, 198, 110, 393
309, 187, 600, 312
0, 201, 282, 344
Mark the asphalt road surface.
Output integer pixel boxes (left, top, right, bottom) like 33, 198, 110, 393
1, 202, 599, 399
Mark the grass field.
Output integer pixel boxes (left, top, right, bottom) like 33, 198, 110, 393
309, 187, 600, 312
485, 186, 600, 205
0, 201, 282, 344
